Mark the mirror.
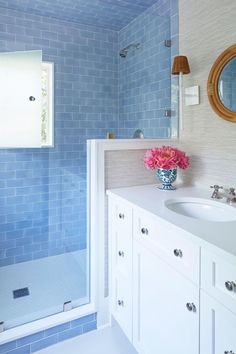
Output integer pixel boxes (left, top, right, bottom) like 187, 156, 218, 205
208, 44, 236, 122
218, 57, 236, 112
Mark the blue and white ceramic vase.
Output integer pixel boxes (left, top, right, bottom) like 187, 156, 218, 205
156, 168, 177, 190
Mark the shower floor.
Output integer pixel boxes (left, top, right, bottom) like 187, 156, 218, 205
0, 250, 89, 329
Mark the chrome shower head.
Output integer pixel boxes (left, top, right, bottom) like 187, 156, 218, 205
119, 43, 141, 58
119, 49, 128, 58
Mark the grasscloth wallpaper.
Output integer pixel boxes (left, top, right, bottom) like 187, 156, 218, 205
178, 0, 236, 187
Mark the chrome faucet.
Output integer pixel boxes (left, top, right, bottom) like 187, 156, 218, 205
210, 185, 223, 199
225, 187, 236, 204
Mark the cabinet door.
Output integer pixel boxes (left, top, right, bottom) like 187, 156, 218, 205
133, 240, 199, 354
201, 291, 236, 354
0, 50, 42, 147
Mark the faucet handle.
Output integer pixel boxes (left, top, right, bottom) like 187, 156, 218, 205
210, 185, 223, 190
210, 185, 223, 199
225, 187, 236, 204
228, 187, 236, 195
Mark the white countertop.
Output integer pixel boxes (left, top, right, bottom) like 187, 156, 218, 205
107, 184, 236, 258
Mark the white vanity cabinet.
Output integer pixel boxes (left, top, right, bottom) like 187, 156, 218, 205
133, 240, 199, 354
109, 195, 199, 354
108, 188, 236, 354
132, 208, 200, 354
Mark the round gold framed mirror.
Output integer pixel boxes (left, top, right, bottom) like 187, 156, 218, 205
208, 44, 236, 122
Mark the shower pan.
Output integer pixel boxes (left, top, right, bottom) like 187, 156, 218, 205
0, 250, 89, 330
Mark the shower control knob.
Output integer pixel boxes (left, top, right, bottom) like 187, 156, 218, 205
141, 227, 148, 235
118, 213, 125, 219
224, 351, 235, 354
186, 303, 196, 312
29, 96, 36, 101
225, 281, 236, 291
118, 300, 124, 307
118, 251, 124, 257
174, 249, 183, 257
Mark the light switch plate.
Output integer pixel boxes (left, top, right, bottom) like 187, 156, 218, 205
185, 86, 200, 106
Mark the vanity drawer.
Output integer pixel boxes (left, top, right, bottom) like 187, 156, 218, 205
201, 249, 236, 313
111, 272, 132, 342
133, 209, 200, 285
110, 198, 133, 276
111, 198, 132, 233
111, 228, 132, 278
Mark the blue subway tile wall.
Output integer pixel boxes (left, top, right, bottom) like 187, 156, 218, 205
0, 7, 118, 266
0, 0, 159, 31
118, 0, 178, 138
0, 1, 179, 266
0, 313, 97, 354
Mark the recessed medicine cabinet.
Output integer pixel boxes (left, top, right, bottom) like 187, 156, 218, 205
0, 50, 54, 148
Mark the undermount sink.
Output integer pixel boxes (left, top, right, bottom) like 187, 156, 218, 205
165, 197, 236, 222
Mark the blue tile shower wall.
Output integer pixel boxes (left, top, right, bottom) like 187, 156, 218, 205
0, 313, 97, 353
0, 1, 179, 266
118, 0, 178, 138
0, 8, 118, 267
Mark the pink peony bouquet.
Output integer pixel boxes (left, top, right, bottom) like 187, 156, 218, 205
144, 146, 190, 171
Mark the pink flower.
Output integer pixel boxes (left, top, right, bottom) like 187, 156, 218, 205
144, 146, 190, 170
143, 149, 159, 170
176, 150, 190, 170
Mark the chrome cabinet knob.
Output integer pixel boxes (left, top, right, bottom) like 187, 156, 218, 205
118, 213, 125, 219
29, 96, 36, 101
141, 227, 148, 235
118, 300, 124, 306
225, 281, 236, 291
118, 251, 124, 257
174, 249, 183, 257
186, 302, 196, 312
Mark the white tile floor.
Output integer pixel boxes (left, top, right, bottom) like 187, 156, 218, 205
37, 325, 138, 354
0, 250, 89, 329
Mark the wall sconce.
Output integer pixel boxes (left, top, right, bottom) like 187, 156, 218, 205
172, 55, 191, 131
